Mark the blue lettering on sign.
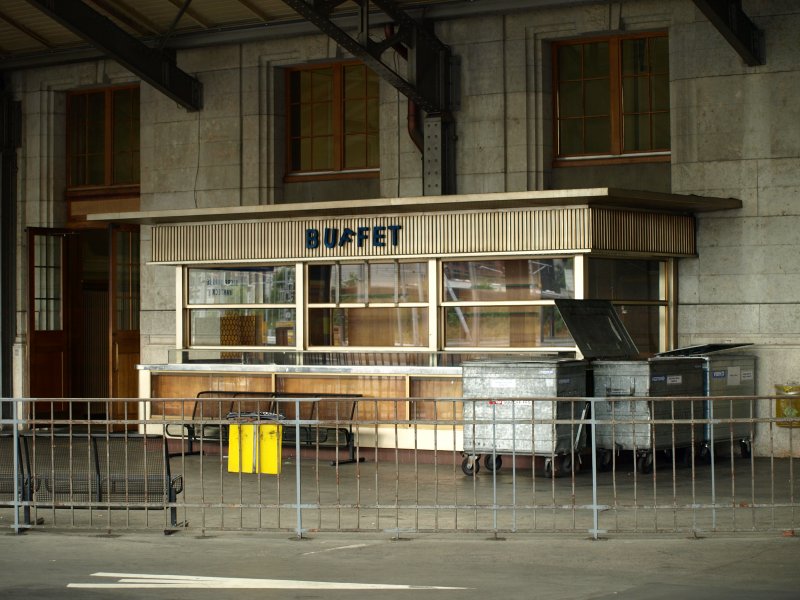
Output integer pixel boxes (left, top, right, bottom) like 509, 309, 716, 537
711, 370, 727, 379
651, 375, 667, 383
305, 225, 403, 251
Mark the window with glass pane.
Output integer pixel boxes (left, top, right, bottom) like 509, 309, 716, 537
444, 306, 572, 348
287, 62, 379, 176
309, 262, 427, 305
114, 230, 140, 330
555, 33, 668, 159
587, 258, 667, 356
188, 267, 295, 305
308, 307, 428, 347
614, 304, 661, 356
587, 259, 663, 301
443, 259, 574, 301
190, 309, 296, 347
33, 235, 62, 331
67, 86, 140, 188
307, 261, 428, 348
112, 88, 140, 184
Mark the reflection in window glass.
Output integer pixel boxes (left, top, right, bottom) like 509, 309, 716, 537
614, 304, 661, 356
443, 259, 574, 301
369, 263, 395, 302
308, 307, 428, 347
188, 267, 295, 305
309, 262, 428, 305
339, 264, 366, 302
308, 264, 335, 303
399, 262, 428, 302
190, 309, 295, 346
444, 306, 572, 348
588, 259, 662, 301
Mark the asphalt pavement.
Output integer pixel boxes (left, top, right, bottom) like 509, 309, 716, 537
1, 529, 798, 600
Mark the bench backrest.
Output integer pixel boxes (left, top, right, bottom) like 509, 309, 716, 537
95, 434, 173, 503
25, 433, 99, 503
0, 434, 27, 500
195, 391, 278, 420
21, 433, 176, 504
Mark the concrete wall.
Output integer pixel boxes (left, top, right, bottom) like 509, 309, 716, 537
8, 0, 800, 454
669, 1, 800, 456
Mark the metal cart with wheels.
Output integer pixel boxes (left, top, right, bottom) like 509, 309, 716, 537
656, 345, 756, 461
461, 359, 588, 478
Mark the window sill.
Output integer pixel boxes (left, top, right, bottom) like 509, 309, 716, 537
284, 169, 380, 183
66, 184, 140, 199
553, 153, 670, 168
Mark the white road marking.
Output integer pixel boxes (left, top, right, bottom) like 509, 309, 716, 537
301, 543, 370, 555
67, 572, 467, 590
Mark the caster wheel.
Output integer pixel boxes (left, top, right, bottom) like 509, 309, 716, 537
679, 447, 695, 468
461, 456, 480, 476
561, 453, 578, 476
483, 454, 502, 472
597, 449, 613, 472
699, 445, 713, 465
544, 458, 554, 478
636, 453, 654, 474
740, 440, 752, 459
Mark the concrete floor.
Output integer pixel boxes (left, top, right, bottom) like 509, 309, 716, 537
4, 449, 798, 537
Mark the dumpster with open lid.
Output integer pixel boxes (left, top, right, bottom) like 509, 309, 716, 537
555, 299, 706, 473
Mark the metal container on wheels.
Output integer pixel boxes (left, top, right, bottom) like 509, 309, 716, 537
554, 300, 706, 474
591, 357, 705, 473
657, 345, 756, 460
461, 359, 588, 477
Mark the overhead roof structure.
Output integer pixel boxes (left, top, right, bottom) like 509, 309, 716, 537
1, 0, 764, 72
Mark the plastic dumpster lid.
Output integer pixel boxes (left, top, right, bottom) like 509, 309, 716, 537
554, 299, 639, 359
655, 343, 752, 357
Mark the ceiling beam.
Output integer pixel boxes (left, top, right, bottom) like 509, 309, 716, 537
25, 0, 203, 111
165, 0, 213, 30
693, 0, 764, 66
85, 0, 161, 37
280, 0, 451, 115
0, 8, 54, 49
88, 0, 158, 37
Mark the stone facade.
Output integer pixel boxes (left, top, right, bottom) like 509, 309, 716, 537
8, 1, 800, 455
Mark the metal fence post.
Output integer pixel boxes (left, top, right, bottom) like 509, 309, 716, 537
11, 398, 21, 534
589, 397, 601, 540
294, 397, 303, 539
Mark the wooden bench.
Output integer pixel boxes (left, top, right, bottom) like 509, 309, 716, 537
17, 432, 183, 531
165, 392, 363, 464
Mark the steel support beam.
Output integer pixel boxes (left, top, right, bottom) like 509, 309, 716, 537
281, 0, 451, 116
0, 78, 20, 400
693, 0, 764, 66
281, 0, 456, 194
26, 0, 203, 111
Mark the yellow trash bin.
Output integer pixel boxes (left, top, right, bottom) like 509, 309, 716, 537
228, 422, 283, 474
775, 384, 800, 428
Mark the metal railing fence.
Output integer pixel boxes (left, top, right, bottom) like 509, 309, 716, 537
1, 396, 797, 538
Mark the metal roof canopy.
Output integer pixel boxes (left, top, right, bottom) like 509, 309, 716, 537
2, 1, 766, 72
87, 188, 743, 225
26, 0, 203, 111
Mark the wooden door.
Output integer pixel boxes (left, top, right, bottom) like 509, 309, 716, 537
109, 225, 140, 424
27, 228, 73, 417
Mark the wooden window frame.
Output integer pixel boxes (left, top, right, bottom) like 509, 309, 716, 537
66, 84, 140, 198
552, 31, 670, 167
284, 61, 380, 182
